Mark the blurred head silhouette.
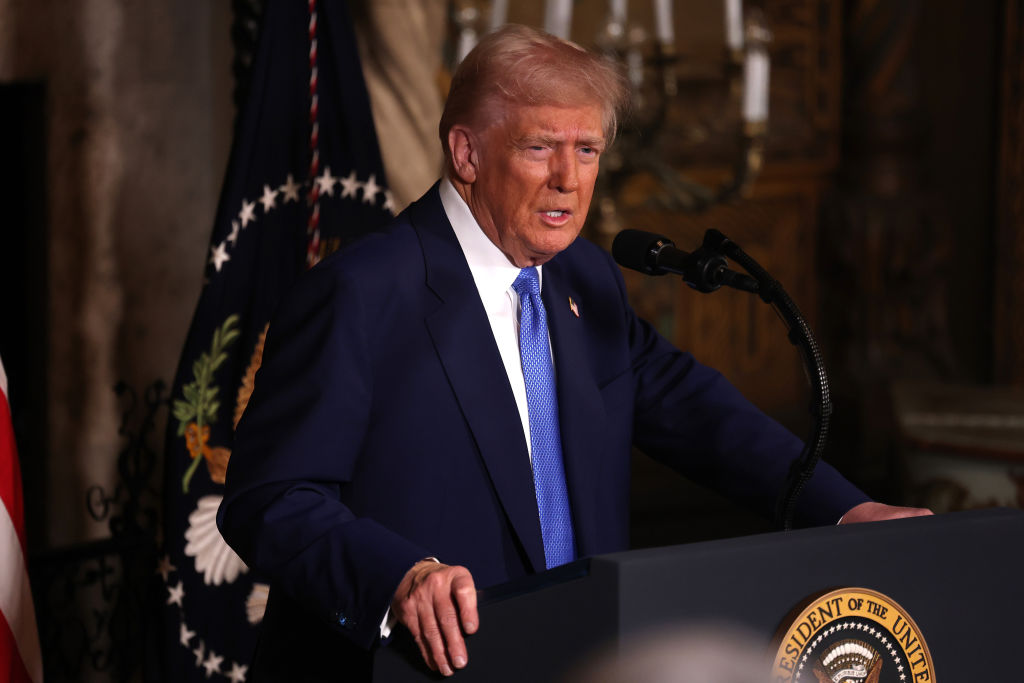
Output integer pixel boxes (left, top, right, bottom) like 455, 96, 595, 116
564, 623, 771, 683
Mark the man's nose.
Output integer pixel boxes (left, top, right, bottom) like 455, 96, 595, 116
549, 149, 579, 193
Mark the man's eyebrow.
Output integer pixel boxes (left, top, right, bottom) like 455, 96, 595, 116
516, 134, 606, 147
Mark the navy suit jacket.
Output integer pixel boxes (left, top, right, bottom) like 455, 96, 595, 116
218, 183, 867, 679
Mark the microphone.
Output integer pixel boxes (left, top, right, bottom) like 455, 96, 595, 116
611, 229, 758, 293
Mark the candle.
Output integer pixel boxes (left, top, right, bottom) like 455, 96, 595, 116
455, 27, 478, 65
742, 44, 769, 123
609, 0, 628, 25
627, 46, 644, 88
725, 0, 743, 52
654, 0, 674, 47
490, 0, 508, 31
544, 0, 573, 39
453, 5, 480, 65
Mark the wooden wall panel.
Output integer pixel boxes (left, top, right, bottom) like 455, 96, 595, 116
995, 0, 1024, 386
619, 179, 825, 417
595, 0, 843, 422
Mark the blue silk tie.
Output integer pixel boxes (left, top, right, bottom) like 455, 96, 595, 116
512, 267, 575, 569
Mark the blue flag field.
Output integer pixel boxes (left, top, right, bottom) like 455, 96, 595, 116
159, 2, 393, 679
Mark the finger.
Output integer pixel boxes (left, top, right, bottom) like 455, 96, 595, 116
398, 605, 435, 673
393, 602, 434, 675
452, 572, 479, 635
419, 595, 452, 676
434, 582, 467, 671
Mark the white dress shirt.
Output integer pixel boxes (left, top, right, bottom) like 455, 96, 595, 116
381, 179, 547, 638
440, 177, 543, 459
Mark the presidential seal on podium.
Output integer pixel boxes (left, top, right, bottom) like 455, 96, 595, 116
772, 588, 935, 682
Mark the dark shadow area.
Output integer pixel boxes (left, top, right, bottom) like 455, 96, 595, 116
0, 80, 49, 551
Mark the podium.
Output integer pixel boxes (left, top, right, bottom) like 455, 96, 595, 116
373, 508, 1024, 681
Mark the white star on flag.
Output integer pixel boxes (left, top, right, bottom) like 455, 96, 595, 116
361, 174, 381, 204
227, 220, 241, 246
167, 580, 185, 606
339, 170, 359, 198
259, 184, 278, 212
209, 242, 231, 272
179, 622, 196, 647
280, 174, 301, 202
227, 662, 249, 683
382, 189, 396, 215
156, 554, 176, 581
203, 652, 224, 677
316, 167, 338, 196
238, 199, 256, 227
192, 641, 205, 666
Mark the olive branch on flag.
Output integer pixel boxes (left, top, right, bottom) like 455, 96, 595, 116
172, 314, 240, 493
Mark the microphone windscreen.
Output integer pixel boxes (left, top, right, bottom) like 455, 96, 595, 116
611, 229, 672, 273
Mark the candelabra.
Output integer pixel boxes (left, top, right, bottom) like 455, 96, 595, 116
449, 1, 773, 238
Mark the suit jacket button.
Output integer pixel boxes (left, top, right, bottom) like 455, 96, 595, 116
333, 611, 356, 629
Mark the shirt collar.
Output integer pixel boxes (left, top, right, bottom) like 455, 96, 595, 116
439, 177, 541, 301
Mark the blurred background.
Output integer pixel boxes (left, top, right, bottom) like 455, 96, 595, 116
0, 0, 1021, 680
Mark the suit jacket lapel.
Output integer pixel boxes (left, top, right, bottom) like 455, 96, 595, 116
541, 256, 607, 559
410, 187, 546, 573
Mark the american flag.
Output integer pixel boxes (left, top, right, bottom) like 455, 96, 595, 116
158, 1, 394, 679
0, 356, 43, 683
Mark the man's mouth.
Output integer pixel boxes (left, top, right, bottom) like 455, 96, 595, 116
539, 209, 572, 227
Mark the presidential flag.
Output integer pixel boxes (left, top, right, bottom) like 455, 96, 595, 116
0, 357, 43, 683
159, 1, 394, 679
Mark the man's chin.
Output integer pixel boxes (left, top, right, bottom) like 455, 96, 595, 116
526, 238, 579, 266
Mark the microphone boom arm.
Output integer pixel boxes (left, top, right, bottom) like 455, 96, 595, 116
700, 229, 831, 531
613, 228, 830, 531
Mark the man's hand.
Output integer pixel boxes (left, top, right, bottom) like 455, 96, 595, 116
391, 560, 478, 677
839, 501, 933, 524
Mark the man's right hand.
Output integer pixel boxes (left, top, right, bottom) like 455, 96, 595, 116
391, 560, 478, 677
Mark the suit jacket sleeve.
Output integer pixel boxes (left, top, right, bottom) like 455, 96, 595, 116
217, 251, 430, 650
600, 250, 868, 527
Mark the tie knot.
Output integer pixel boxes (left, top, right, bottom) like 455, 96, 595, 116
512, 267, 541, 298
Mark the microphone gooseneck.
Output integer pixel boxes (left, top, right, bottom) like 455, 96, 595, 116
612, 227, 830, 532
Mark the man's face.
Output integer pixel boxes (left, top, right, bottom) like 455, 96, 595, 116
466, 103, 605, 267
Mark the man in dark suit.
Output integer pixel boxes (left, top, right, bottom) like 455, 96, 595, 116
218, 24, 929, 680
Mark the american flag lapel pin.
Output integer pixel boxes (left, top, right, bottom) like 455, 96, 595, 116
568, 296, 580, 318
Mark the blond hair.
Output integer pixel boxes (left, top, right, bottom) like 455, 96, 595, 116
439, 24, 630, 166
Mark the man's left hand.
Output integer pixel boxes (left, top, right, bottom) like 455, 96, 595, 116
839, 501, 933, 524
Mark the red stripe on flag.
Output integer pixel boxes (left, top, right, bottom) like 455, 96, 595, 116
0, 384, 26, 552
0, 359, 43, 683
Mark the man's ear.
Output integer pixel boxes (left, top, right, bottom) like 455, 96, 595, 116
448, 125, 479, 184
